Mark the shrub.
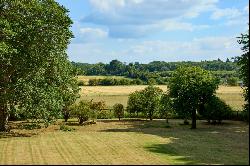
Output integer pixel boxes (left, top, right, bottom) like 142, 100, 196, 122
88, 79, 99, 86
77, 80, 85, 86
97, 110, 114, 119
113, 103, 124, 120
71, 100, 95, 125
226, 77, 238, 86
60, 124, 75, 131
201, 96, 233, 124
147, 78, 157, 85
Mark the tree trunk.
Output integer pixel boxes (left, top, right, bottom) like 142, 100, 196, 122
0, 105, 9, 131
191, 109, 196, 129
63, 109, 70, 122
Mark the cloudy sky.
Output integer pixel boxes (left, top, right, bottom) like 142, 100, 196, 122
56, 0, 249, 63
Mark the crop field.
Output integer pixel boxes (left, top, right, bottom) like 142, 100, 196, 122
0, 119, 248, 165
77, 75, 132, 85
79, 85, 245, 110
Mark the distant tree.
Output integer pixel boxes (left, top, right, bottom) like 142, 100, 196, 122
113, 103, 124, 121
0, 0, 75, 131
147, 78, 157, 85
168, 66, 219, 129
226, 58, 231, 63
235, 30, 249, 119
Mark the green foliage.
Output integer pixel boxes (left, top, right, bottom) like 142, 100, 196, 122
0, 0, 78, 131
236, 30, 249, 117
159, 92, 173, 122
127, 86, 163, 120
77, 80, 85, 86
226, 77, 238, 86
59, 124, 75, 131
73, 59, 239, 86
71, 100, 96, 125
147, 78, 157, 85
168, 66, 219, 129
127, 91, 145, 116
113, 103, 124, 120
97, 110, 114, 119
201, 96, 233, 124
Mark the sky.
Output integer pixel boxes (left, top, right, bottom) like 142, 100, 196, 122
56, 0, 249, 64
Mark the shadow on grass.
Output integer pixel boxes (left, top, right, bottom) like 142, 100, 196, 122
99, 119, 249, 165
144, 143, 198, 165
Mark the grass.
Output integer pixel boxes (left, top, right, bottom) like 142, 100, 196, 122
0, 119, 248, 165
80, 85, 245, 110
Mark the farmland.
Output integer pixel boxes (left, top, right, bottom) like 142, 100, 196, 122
79, 84, 245, 110
0, 119, 248, 165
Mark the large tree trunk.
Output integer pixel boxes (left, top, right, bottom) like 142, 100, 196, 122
0, 105, 9, 131
191, 109, 196, 129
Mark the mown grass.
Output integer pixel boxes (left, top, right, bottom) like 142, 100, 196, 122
80, 85, 245, 110
0, 119, 248, 165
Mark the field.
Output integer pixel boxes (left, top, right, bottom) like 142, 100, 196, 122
77, 75, 132, 85
80, 85, 245, 110
0, 119, 248, 165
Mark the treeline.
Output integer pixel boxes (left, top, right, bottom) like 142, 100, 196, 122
72, 59, 241, 86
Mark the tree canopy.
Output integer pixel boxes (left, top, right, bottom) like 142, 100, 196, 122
236, 30, 249, 117
0, 0, 78, 130
168, 66, 219, 129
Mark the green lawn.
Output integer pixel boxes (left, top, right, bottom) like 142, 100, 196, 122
0, 119, 248, 165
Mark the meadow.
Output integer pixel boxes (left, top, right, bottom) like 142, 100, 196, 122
80, 84, 245, 110
0, 119, 248, 165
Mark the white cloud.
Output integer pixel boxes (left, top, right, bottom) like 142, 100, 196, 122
73, 27, 108, 42
162, 20, 210, 31
82, 0, 218, 38
210, 8, 242, 20
67, 35, 243, 63
80, 27, 108, 38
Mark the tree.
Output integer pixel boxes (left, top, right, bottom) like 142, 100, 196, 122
201, 95, 233, 124
0, 0, 76, 131
113, 103, 124, 121
236, 30, 249, 119
127, 91, 144, 117
159, 92, 173, 123
168, 66, 219, 129
141, 86, 163, 120
71, 100, 93, 125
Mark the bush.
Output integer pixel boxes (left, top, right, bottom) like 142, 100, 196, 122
226, 77, 238, 86
97, 109, 114, 119
113, 103, 124, 120
201, 96, 233, 124
147, 78, 157, 85
71, 100, 96, 125
77, 80, 85, 86
88, 79, 99, 86
60, 124, 75, 131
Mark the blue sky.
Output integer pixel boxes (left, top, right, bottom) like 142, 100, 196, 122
56, 0, 249, 63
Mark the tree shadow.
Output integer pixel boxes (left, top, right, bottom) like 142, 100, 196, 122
99, 119, 248, 165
